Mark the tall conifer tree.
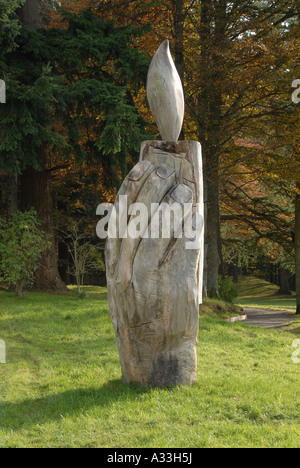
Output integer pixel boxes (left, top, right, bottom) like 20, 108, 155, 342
0, 2, 149, 289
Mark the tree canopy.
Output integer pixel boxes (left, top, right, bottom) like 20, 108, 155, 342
0, 0, 299, 308
0, 7, 150, 179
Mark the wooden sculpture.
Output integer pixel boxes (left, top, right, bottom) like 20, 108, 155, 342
105, 40, 204, 387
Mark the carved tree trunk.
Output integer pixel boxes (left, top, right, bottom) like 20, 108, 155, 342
106, 40, 204, 387
106, 141, 204, 387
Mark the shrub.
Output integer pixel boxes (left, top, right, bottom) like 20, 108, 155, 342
218, 275, 239, 303
0, 209, 51, 297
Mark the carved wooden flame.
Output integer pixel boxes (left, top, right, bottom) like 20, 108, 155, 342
147, 40, 184, 142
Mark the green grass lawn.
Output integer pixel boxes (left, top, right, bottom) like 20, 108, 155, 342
0, 287, 299, 448
235, 276, 297, 311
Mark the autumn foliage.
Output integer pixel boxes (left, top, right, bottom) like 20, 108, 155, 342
0, 0, 299, 306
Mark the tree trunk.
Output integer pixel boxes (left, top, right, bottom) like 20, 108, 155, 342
20, 148, 65, 291
58, 241, 71, 284
199, 0, 226, 298
7, 173, 18, 218
16, 280, 23, 298
16, 0, 42, 30
278, 266, 292, 296
205, 148, 221, 297
173, 0, 185, 83
173, 0, 185, 140
295, 182, 300, 314
232, 258, 239, 284
17, 0, 65, 291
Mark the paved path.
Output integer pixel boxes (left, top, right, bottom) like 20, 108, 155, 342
243, 308, 295, 329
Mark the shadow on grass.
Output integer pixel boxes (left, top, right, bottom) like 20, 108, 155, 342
0, 379, 151, 431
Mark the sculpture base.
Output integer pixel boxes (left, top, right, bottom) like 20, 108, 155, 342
105, 141, 204, 387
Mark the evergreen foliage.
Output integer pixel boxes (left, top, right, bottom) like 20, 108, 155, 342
0, 0, 25, 58
0, 8, 150, 182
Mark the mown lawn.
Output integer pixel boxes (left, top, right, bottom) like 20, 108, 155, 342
235, 276, 297, 311
0, 288, 299, 448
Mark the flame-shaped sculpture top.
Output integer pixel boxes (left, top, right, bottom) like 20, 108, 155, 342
147, 40, 184, 142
